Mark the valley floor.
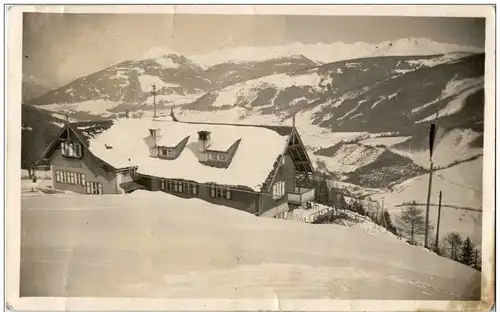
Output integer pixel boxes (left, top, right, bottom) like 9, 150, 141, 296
20, 191, 481, 300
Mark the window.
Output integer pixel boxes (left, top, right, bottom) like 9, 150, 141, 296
217, 154, 226, 161
272, 181, 285, 199
86, 181, 103, 195
210, 184, 232, 200
55, 170, 86, 186
178, 182, 183, 193
61, 141, 82, 158
166, 149, 175, 157
208, 153, 216, 161
162, 179, 198, 195
159, 148, 175, 157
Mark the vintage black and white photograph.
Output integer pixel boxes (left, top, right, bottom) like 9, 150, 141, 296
7, 4, 495, 310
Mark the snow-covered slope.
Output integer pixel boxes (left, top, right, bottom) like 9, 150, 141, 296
370, 157, 483, 246
21, 191, 481, 299
190, 38, 483, 67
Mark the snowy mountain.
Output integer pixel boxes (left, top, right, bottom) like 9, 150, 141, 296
22, 74, 56, 102
25, 53, 211, 118
189, 37, 483, 67
204, 54, 317, 89
184, 53, 484, 133
22, 40, 485, 229
26, 53, 318, 120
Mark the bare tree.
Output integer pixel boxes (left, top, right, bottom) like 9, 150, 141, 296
398, 202, 430, 245
444, 232, 463, 261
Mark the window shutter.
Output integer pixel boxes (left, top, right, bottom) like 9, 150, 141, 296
98, 183, 103, 195
226, 187, 231, 200
76, 143, 82, 157
281, 181, 285, 197
86, 182, 91, 194
81, 174, 86, 186
56, 171, 61, 182
210, 185, 215, 197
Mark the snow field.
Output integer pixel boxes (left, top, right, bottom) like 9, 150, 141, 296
21, 191, 480, 299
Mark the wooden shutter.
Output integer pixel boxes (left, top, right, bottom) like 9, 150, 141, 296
226, 187, 231, 200
98, 183, 103, 195
86, 181, 91, 194
56, 171, 61, 183
75, 143, 82, 158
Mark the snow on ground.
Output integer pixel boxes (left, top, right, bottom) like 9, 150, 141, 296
138, 75, 181, 93
394, 128, 483, 169
208, 71, 322, 108
370, 157, 483, 245
21, 191, 480, 299
189, 38, 482, 67
88, 118, 288, 191
313, 144, 385, 174
359, 136, 411, 147
290, 203, 398, 241
43, 99, 123, 116
405, 53, 472, 68
416, 77, 484, 123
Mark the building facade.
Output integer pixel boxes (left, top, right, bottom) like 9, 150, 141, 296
39, 118, 316, 217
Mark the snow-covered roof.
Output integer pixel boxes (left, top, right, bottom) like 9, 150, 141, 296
87, 118, 291, 191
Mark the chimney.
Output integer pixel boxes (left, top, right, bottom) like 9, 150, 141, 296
197, 130, 211, 152
149, 128, 162, 145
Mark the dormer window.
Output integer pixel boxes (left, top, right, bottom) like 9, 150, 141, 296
159, 147, 176, 158
61, 141, 82, 158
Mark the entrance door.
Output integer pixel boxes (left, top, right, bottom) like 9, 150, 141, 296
86, 181, 103, 195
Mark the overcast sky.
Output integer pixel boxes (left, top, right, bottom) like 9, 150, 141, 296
22, 13, 486, 87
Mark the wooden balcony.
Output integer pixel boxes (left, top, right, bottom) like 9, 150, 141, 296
288, 187, 315, 205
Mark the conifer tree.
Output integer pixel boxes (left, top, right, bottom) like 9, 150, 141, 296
459, 237, 475, 266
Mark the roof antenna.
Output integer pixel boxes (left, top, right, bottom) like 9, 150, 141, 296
289, 102, 296, 128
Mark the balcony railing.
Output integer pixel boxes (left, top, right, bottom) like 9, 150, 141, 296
288, 187, 315, 205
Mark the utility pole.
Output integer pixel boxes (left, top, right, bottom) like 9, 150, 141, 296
151, 84, 158, 119
381, 198, 387, 228
434, 191, 443, 251
424, 95, 441, 249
